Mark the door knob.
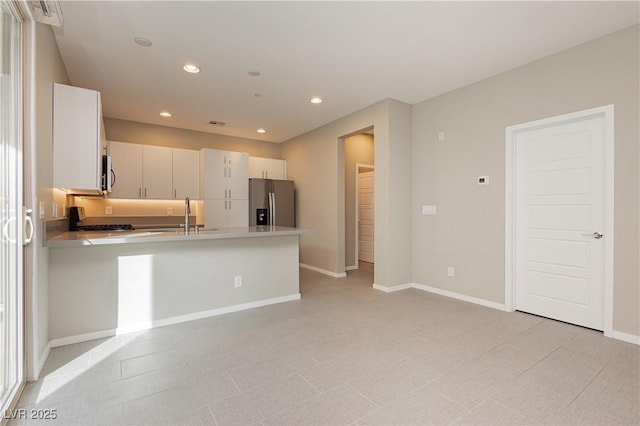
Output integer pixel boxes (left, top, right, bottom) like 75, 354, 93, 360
593, 232, 603, 239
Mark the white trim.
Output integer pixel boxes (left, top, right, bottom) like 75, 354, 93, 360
609, 330, 640, 346
300, 263, 347, 278
345, 264, 358, 271
505, 105, 615, 333
354, 163, 375, 266
372, 283, 412, 293
50, 293, 301, 348
33, 341, 52, 380
411, 283, 510, 312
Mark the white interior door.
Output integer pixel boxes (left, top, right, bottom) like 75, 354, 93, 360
358, 171, 374, 263
515, 115, 606, 330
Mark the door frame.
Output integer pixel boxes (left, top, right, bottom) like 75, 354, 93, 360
504, 105, 614, 337
352, 164, 374, 268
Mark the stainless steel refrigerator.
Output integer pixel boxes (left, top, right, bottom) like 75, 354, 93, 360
249, 178, 295, 227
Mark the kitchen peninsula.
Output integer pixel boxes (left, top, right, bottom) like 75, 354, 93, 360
46, 226, 309, 346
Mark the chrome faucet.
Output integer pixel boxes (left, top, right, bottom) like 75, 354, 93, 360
184, 197, 191, 235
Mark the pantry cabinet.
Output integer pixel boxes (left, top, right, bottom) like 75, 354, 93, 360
200, 149, 249, 228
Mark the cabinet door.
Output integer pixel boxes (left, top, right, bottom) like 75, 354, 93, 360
200, 149, 227, 199
248, 156, 265, 179
227, 199, 248, 227
202, 199, 228, 228
53, 83, 101, 191
172, 148, 199, 199
109, 141, 143, 199
227, 151, 249, 199
143, 145, 173, 199
263, 158, 286, 180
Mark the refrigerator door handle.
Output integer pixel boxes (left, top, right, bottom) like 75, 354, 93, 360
268, 192, 273, 226
272, 193, 276, 227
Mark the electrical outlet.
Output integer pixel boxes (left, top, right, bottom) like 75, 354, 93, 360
447, 266, 455, 277
166, 208, 173, 215
52, 203, 58, 218
234, 275, 243, 288
105, 206, 112, 215
38, 201, 45, 219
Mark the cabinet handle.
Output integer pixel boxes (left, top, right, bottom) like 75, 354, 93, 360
225, 189, 227, 199
229, 190, 231, 198
229, 200, 231, 210
144, 188, 147, 198
138, 187, 141, 198
265, 171, 268, 179
225, 200, 228, 210
174, 189, 177, 199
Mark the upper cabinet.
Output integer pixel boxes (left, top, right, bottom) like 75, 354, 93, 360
172, 148, 200, 199
53, 83, 106, 194
200, 149, 249, 200
248, 156, 287, 180
109, 141, 199, 200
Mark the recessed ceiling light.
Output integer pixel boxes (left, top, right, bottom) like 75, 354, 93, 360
160, 111, 172, 117
183, 64, 200, 74
310, 97, 323, 104
257, 128, 266, 134
254, 93, 262, 97
248, 70, 261, 77
134, 37, 152, 47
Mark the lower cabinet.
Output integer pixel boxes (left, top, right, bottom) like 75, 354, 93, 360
202, 199, 248, 228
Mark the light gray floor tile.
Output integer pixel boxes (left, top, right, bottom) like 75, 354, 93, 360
356, 386, 467, 425
350, 358, 440, 407
451, 399, 535, 425
208, 374, 318, 425
299, 350, 382, 393
265, 385, 377, 425
16, 265, 638, 426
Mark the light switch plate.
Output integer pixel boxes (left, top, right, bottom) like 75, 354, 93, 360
105, 206, 113, 215
438, 131, 445, 142
166, 207, 173, 216
38, 201, 45, 219
234, 275, 243, 288
422, 205, 437, 215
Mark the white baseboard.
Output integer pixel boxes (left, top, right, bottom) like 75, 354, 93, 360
411, 283, 510, 312
609, 330, 640, 345
372, 283, 413, 293
300, 263, 347, 278
50, 293, 301, 348
345, 264, 358, 271
32, 341, 52, 380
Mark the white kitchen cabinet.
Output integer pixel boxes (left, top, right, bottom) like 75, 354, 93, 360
53, 83, 106, 194
248, 156, 286, 180
200, 148, 249, 228
202, 199, 248, 228
110, 141, 198, 200
142, 145, 173, 199
172, 148, 200, 199
109, 141, 143, 199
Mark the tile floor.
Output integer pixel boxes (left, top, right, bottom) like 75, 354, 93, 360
11, 263, 640, 425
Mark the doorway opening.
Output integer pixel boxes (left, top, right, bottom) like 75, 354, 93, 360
343, 129, 374, 276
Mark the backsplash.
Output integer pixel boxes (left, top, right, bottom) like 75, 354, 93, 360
74, 197, 202, 219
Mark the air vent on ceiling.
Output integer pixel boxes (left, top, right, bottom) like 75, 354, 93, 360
208, 120, 226, 126
31, 0, 64, 27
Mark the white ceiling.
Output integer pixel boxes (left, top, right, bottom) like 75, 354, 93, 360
52, 1, 639, 143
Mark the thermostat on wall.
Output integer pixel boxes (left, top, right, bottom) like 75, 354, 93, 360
477, 176, 489, 186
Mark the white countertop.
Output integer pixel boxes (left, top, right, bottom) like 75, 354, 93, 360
46, 226, 310, 248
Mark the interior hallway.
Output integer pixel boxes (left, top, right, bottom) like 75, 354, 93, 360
11, 263, 639, 425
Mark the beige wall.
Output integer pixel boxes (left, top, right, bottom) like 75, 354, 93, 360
27, 23, 70, 378
345, 134, 374, 268
411, 25, 639, 336
282, 99, 412, 287
105, 118, 282, 158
